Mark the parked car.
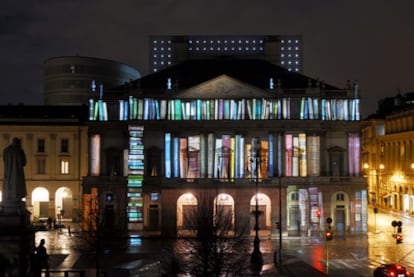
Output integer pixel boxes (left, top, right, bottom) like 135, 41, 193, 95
374, 263, 410, 277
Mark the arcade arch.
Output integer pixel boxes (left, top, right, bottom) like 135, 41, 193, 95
31, 187, 49, 219
249, 193, 271, 229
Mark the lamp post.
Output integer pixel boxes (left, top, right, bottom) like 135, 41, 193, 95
378, 164, 384, 207
250, 137, 263, 269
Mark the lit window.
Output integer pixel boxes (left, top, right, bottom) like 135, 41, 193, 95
151, 193, 159, 201
281, 47, 285, 50
288, 40, 291, 43
60, 160, 69, 174
153, 47, 157, 51
281, 54, 285, 57
154, 40, 158, 44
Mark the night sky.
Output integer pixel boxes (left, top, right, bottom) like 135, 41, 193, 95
2, 1, 414, 118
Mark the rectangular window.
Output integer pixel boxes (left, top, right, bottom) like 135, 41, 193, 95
60, 160, 69, 174
61, 139, 69, 153
336, 193, 345, 201
37, 139, 45, 153
37, 159, 46, 174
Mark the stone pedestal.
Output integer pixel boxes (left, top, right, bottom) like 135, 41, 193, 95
0, 201, 35, 276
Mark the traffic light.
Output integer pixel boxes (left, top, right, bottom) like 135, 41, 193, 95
396, 234, 403, 244
325, 231, 333, 240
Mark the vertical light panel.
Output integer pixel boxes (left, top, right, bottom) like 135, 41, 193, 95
90, 134, 101, 176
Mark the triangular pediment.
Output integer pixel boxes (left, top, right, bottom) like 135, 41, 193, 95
174, 75, 275, 99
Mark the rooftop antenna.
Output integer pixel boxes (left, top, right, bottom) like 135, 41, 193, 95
99, 83, 103, 99
91, 80, 96, 93
353, 80, 359, 98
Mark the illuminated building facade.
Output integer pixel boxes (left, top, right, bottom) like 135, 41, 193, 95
362, 93, 414, 213
150, 35, 303, 73
84, 57, 367, 236
0, 106, 88, 222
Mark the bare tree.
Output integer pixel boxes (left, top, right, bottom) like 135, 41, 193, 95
174, 190, 251, 277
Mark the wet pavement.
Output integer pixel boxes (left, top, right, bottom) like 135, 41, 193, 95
35, 223, 328, 276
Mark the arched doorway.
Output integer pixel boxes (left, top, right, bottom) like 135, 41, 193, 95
177, 193, 198, 234
250, 193, 271, 231
55, 187, 73, 221
214, 193, 235, 230
32, 187, 49, 219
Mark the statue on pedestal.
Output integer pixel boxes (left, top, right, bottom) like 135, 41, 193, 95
3, 137, 27, 204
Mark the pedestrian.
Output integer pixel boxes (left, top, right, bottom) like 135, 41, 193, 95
47, 217, 52, 230
32, 239, 49, 277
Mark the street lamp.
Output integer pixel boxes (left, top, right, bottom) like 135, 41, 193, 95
378, 164, 384, 207
250, 137, 263, 269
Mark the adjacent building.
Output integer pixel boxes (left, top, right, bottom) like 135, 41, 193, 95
150, 35, 303, 73
0, 106, 89, 221
362, 93, 414, 213
44, 56, 141, 106
83, 57, 367, 237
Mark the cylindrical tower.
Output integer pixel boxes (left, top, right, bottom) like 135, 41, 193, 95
44, 56, 141, 105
